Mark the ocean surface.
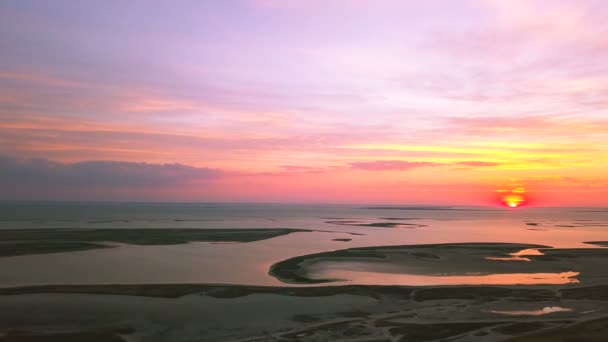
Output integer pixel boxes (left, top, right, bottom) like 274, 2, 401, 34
1, 202, 607, 287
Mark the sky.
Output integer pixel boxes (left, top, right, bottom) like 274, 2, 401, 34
1, 0, 607, 206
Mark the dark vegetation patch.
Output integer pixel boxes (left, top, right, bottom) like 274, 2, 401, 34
540, 248, 608, 259
584, 241, 608, 247
0, 241, 111, 258
364, 222, 424, 228
0, 284, 414, 300
0, 331, 126, 342
290, 314, 322, 323
2, 283, 586, 305
332, 238, 352, 242
388, 322, 499, 341
409, 252, 440, 259
413, 287, 559, 302
337, 310, 372, 318
560, 285, 608, 300
280, 319, 365, 339
505, 317, 608, 341
325, 220, 426, 228
494, 322, 547, 335
341, 324, 374, 338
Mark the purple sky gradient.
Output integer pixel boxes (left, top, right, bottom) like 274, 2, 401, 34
1, 0, 608, 204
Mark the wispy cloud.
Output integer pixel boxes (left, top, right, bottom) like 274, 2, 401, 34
280, 165, 331, 173
454, 161, 501, 167
348, 160, 504, 171
349, 160, 443, 171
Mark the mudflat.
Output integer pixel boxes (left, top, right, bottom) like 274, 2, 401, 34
0, 228, 309, 257
268, 243, 608, 285
1, 283, 608, 341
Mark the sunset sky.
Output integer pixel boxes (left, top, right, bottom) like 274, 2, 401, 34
1, 0, 607, 205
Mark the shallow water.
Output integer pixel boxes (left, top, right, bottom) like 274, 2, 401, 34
489, 306, 573, 316
308, 265, 580, 286
0, 202, 607, 287
485, 248, 545, 261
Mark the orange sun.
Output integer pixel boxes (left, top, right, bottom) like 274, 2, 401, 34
503, 194, 524, 208
497, 186, 527, 208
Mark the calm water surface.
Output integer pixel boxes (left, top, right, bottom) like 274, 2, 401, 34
0, 202, 607, 287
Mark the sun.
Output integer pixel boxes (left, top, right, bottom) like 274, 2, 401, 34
507, 201, 519, 208
502, 194, 525, 208
496, 185, 527, 208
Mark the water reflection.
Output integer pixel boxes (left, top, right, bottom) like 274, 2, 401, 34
486, 248, 545, 262
489, 306, 572, 315
309, 269, 580, 286
1, 204, 607, 287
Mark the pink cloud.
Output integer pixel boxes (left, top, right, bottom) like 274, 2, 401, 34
280, 165, 329, 173
349, 160, 444, 171
448, 115, 608, 139
455, 161, 500, 167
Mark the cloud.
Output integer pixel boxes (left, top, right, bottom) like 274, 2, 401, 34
0, 156, 221, 189
349, 160, 443, 171
280, 165, 328, 173
348, 160, 504, 171
454, 161, 501, 167
443, 115, 608, 138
